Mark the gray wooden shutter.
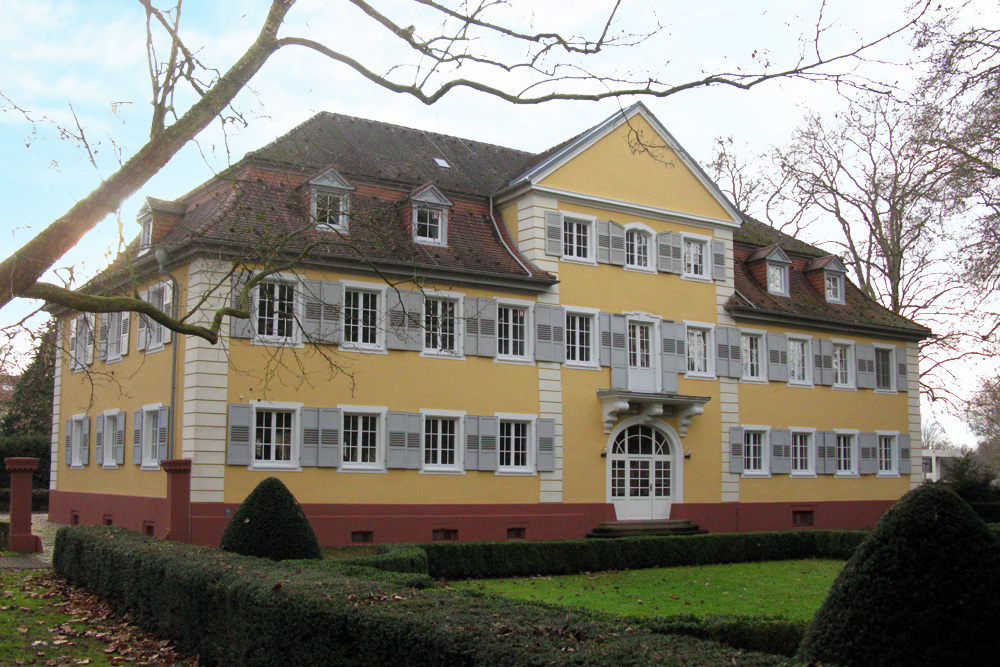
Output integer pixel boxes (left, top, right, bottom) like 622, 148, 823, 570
464, 415, 480, 470
386, 411, 411, 468
301, 407, 319, 467
716, 326, 741, 378
68, 318, 78, 370
670, 233, 684, 274
544, 210, 563, 256
728, 328, 742, 377
106, 312, 121, 361
479, 417, 499, 471
405, 412, 422, 469
120, 311, 130, 356
227, 404, 252, 465
161, 283, 173, 344
610, 314, 628, 390
136, 290, 148, 351
815, 339, 835, 386
767, 333, 789, 382
387, 290, 421, 351
464, 296, 481, 357
97, 313, 109, 361
322, 281, 343, 345
599, 312, 612, 367
302, 279, 324, 344
65, 418, 72, 467
813, 339, 825, 386
899, 434, 912, 474
133, 410, 143, 465
80, 417, 89, 466
535, 304, 566, 363
661, 321, 680, 394
712, 239, 726, 281
657, 232, 682, 274
596, 219, 611, 264
771, 428, 792, 474
95, 413, 104, 466
318, 408, 341, 467
729, 427, 745, 474
609, 221, 626, 266
230, 273, 254, 339
859, 432, 878, 474
477, 299, 497, 358
897, 351, 908, 392
156, 406, 170, 462
856, 343, 876, 389
536, 418, 556, 472
84, 314, 95, 365
817, 431, 836, 474
662, 321, 687, 373
115, 410, 126, 465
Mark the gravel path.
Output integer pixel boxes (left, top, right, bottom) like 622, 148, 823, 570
1, 512, 64, 568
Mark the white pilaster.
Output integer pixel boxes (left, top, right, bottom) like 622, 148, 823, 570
906, 341, 923, 489
714, 230, 740, 502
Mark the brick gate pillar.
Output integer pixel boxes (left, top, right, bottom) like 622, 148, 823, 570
4, 457, 42, 553
162, 459, 192, 543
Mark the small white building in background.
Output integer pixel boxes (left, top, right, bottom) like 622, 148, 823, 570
922, 448, 966, 482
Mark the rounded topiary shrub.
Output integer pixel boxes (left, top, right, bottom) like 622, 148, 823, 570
219, 477, 321, 560
797, 484, 1000, 667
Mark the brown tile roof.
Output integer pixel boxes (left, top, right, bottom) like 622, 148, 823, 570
734, 217, 827, 257
728, 245, 931, 339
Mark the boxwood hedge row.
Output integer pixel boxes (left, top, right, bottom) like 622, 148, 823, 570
415, 529, 867, 580
53, 526, 788, 667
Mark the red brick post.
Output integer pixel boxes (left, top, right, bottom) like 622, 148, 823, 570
162, 459, 192, 543
4, 457, 42, 553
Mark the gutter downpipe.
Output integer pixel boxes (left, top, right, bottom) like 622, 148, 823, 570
155, 247, 180, 460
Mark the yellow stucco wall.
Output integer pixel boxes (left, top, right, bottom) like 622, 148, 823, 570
55, 268, 189, 498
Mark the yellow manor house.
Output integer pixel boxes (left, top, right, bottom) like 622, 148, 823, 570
49, 103, 931, 545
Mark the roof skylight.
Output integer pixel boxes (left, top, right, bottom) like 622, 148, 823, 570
434, 157, 451, 169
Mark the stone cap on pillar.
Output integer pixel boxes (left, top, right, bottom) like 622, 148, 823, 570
161, 459, 192, 473
4, 457, 40, 473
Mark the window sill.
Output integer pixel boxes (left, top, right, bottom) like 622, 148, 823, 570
787, 381, 814, 388
252, 336, 303, 349
338, 466, 386, 474
70, 464, 85, 470
874, 388, 898, 395
684, 372, 716, 381
789, 472, 817, 478
316, 223, 348, 234
141, 463, 162, 471
420, 468, 465, 475
877, 472, 900, 478
249, 463, 301, 472
340, 344, 388, 355
680, 274, 712, 283
105, 356, 123, 365
624, 264, 656, 274
741, 471, 771, 479
414, 236, 447, 247
560, 256, 598, 267
834, 472, 859, 478
495, 469, 536, 476
740, 377, 769, 384
832, 384, 857, 391
421, 349, 466, 361
101, 463, 119, 470
494, 356, 534, 366
564, 361, 600, 371
145, 344, 166, 355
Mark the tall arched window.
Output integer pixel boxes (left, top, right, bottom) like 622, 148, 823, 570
612, 424, 668, 456
625, 228, 651, 269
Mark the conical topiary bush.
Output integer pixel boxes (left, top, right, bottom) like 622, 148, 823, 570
219, 477, 322, 560
797, 484, 1000, 667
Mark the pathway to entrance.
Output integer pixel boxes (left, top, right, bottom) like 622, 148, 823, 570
1, 512, 64, 569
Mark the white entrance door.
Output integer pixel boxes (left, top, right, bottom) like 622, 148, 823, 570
608, 424, 673, 520
627, 321, 657, 392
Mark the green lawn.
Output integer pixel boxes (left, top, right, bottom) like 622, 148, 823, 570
453, 559, 844, 621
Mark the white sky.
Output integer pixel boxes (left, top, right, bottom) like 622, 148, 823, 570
0, 0, 992, 444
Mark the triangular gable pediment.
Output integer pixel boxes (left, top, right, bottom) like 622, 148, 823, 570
805, 255, 847, 274
507, 102, 742, 227
411, 183, 453, 207
308, 167, 354, 192
746, 244, 791, 264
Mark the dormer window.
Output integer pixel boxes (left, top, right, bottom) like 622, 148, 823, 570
410, 183, 452, 246
767, 263, 789, 296
308, 168, 354, 232
139, 216, 153, 252
825, 273, 845, 303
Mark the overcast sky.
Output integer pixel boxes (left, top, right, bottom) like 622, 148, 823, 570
1, 0, 992, 443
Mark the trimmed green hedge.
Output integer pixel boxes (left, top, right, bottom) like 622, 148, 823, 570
641, 614, 807, 657
337, 544, 429, 574
416, 530, 867, 580
54, 526, 786, 667
970, 502, 1000, 523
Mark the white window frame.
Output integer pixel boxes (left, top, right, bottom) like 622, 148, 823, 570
250, 401, 302, 471
140, 402, 163, 470
419, 409, 466, 473
563, 306, 600, 370
681, 233, 711, 281
70, 313, 94, 372
623, 223, 655, 273
786, 335, 813, 387
138, 215, 153, 253
877, 430, 900, 477
413, 204, 449, 246
313, 187, 350, 232
145, 282, 169, 353
741, 426, 771, 477
252, 274, 303, 347
789, 427, 817, 477
766, 262, 790, 296
338, 405, 387, 472
834, 428, 860, 477
102, 408, 122, 469
825, 272, 845, 304
560, 212, 597, 265
740, 330, 767, 383
341, 280, 387, 353
874, 344, 897, 393
831, 339, 856, 390
494, 298, 533, 364
104, 312, 127, 364
496, 413, 536, 476
70, 414, 87, 469
684, 322, 715, 379
421, 292, 464, 359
